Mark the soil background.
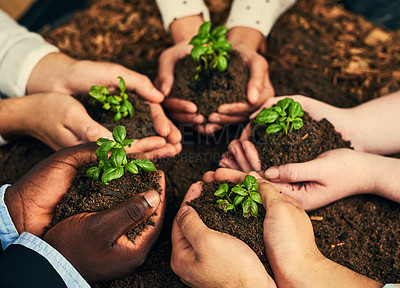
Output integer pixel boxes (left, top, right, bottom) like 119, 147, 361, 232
0, 0, 399, 287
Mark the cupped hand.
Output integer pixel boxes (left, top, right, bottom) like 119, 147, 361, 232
263, 148, 379, 211
43, 173, 166, 283
171, 181, 274, 288
220, 95, 356, 172
4, 143, 98, 236
27, 53, 165, 103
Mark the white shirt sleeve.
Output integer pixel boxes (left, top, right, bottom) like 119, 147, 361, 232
0, 9, 59, 98
226, 0, 297, 37
155, 0, 210, 32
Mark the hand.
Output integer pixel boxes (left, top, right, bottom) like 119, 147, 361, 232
220, 95, 354, 172
27, 53, 164, 103
43, 181, 166, 283
171, 181, 274, 288
4, 143, 98, 236
206, 27, 274, 134
264, 148, 398, 210
205, 168, 382, 288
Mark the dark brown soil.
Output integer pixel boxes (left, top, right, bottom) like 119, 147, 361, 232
0, 0, 398, 287
75, 91, 156, 140
169, 51, 249, 119
48, 161, 161, 242
251, 112, 352, 170
187, 181, 268, 267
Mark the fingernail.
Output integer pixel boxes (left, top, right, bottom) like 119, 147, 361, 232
144, 191, 160, 208
265, 168, 279, 180
193, 115, 204, 124
249, 171, 262, 179
160, 84, 170, 96
210, 114, 221, 122
249, 87, 259, 104
177, 206, 189, 220
186, 104, 197, 113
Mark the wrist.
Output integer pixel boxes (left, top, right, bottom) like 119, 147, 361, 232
227, 27, 263, 51
170, 15, 204, 44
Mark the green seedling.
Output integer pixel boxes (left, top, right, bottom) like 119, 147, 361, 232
214, 175, 262, 217
86, 125, 155, 185
89, 76, 134, 121
189, 21, 232, 80
254, 97, 304, 134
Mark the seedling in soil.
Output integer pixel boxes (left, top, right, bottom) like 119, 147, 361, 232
86, 125, 155, 185
189, 21, 232, 80
89, 76, 134, 121
254, 98, 304, 135
214, 175, 262, 217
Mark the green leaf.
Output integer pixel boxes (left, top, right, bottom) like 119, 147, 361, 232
232, 186, 247, 196
112, 126, 126, 143
114, 112, 122, 122
233, 195, 245, 206
225, 204, 235, 213
101, 86, 109, 95
89, 91, 106, 102
198, 22, 211, 39
122, 139, 134, 147
214, 39, 232, 52
91, 85, 101, 91
96, 141, 115, 161
215, 183, 229, 197
109, 148, 126, 168
255, 108, 279, 124
102, 103, 111, 110
242, 198, 251, 216
289, 102, 303, 118
217, 55, 228, 72
86, 166, 101, 180
134, 159, 156, 171
250, 200, 259, 216
292, 118, 304, 130
249, 192, 262, 204
191, 46, 208, 62
125, 162, 139, 174
272, 106, 286, 117
276, 98, 294, 111
96, 138, 113, 146
266, 124, 283, 134
123, 100, 134, 118
106, 96, 121, 106
211, 25, 228, 37
101, 167, 124, 184
244, 175, 258, 191
119, 76, 126, 93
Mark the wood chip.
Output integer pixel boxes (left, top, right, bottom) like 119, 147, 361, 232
331, 242, 345, 248
310, 216, 323, 221
364, 28, 391, 46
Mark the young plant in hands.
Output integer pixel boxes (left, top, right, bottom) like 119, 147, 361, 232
89, 76, 134, 121
214, 175, 262, 217
86, 125, 155, 185
189, 21, 232, 79
254, 97, 304, 134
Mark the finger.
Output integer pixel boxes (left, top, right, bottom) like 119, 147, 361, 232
241, 140, 261, 171
213, 168, 247, 183
170, 112, 204, 125
248, 172, 282, 210
163, 98, 198, 114
239, 123, 252, 141
219, 151, 241, 170
95, 190, 160, 240
217, 102, 254, 115
148, 103, 182, 143
182, 181, 203, 204
126, 137, 166, 155
202, 171, 216, 183
247, 59, 269, 104
135, 143, 182, 160
264, 161, 322, 183
203, 123, 223, 135
208, 113, 248, 125
51, 128, 82, 150
175, 205, 209, 249
228, 140, 252, 172
117, 71, 164, 103
67, 114, 113, 144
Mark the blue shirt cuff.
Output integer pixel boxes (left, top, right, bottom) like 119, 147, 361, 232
0, 184, 19, 250
14, 232, 90, 288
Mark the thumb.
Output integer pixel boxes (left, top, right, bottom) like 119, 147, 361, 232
176, 206, 209, 248
95, 191, 160, 241
264, 160, 321, 183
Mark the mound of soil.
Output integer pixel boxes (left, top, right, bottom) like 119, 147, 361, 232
251, 113, 352, 170
75, 91, 156, 140
48, 162, 161, 242
169, 51, 249, 119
